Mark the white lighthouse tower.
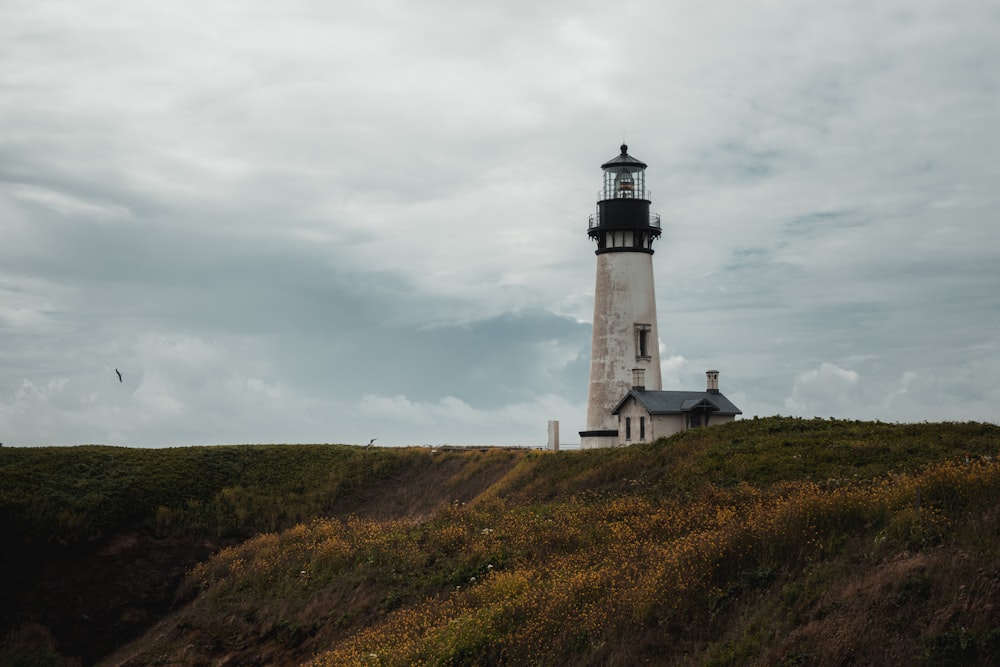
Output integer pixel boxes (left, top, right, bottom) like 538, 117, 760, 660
580, 145, 663, 449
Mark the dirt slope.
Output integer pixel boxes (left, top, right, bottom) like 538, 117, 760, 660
2, 447, 527, 665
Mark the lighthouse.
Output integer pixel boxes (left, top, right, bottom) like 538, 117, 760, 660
580, 145, 663, 449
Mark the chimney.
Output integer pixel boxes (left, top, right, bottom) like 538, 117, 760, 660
706, 370, 720, 394
632, 368, 645, 391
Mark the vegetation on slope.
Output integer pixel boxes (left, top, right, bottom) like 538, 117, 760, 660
105, 418, 1000, 667
0, 443, 496, 548
0, 443, 525, 664
3, 418, 1000, 665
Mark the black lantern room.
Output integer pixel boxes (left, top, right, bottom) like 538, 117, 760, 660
587, 144, 662, 253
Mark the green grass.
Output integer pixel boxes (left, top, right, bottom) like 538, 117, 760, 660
0, 444, 430, 546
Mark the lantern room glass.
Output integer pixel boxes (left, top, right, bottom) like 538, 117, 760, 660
602, 166, 646, 200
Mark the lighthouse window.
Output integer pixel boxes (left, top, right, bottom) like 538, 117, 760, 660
635, 324, 652, 360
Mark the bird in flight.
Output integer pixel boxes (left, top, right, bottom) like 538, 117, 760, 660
115, 369, 123, 383
368, 438, 376, 446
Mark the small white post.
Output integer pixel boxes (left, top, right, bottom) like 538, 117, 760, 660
547, 420, 560, 452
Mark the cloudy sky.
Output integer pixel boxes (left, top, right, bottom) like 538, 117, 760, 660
2, 1, 998, 447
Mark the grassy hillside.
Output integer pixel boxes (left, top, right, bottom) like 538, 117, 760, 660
0, 443, 520, 547
3, 418, 1000, 665
0, 443, 525, 664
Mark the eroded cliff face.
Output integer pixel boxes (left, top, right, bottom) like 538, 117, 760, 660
2, 532, 226, 665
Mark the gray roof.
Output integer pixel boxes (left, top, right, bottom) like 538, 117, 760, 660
611, 389, 742, 416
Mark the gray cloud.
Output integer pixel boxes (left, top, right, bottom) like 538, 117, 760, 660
2, 1, 999, 446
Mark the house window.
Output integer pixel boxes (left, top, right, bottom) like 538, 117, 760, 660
625, 417, 632, 441
689, 413, 702, 428
634, 324, 652, 360
640, 416, 645, 441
